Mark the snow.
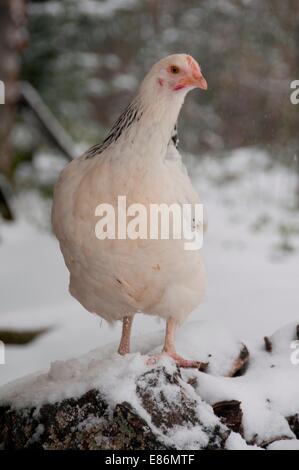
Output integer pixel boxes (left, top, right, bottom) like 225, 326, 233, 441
185, 321, 299, 445
267, 439, 299, 450
225, 432, 262, 450
77, 0, 138, 18
0, 321, 242, 409
169, 321, 244, 376
0, 350, 224, 450
194, 148, 299, 340
29, 0, 138, 18
112, 74, 138, 92
0, 147, 298, 449
0, 320, 297, 448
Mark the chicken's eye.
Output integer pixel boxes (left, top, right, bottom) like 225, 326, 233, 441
170, 65, 180, 74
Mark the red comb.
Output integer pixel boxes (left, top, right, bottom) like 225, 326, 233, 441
186, 55, 201, 75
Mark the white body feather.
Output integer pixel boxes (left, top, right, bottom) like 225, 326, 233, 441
52, 54, 206, 324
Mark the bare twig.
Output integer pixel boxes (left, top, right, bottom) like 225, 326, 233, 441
20, 81, 77, 161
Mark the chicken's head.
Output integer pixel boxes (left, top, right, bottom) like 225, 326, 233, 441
152, 54, 207, 94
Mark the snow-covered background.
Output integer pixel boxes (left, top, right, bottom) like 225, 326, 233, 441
1, 147, 298, 386
1, 0, 299, 450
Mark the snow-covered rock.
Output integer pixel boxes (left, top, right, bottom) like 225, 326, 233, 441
0, 362, 229, 450
0, 321, 298, 450
186, 321, 299, 446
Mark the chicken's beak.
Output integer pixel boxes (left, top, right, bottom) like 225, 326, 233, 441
195, 74, 208, 90
174, 73, 208, 91
190, 71, 208, 90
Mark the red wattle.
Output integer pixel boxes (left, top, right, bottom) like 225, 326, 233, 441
174, 84, 185, 91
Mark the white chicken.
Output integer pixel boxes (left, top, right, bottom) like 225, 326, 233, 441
52, 54, 208, 369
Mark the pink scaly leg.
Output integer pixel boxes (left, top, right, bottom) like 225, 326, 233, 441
148, 317, 208, 371
118, 315, 134, 355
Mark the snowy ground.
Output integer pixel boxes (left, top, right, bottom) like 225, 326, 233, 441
1, 320, 298, 449
0, 147, 298, 391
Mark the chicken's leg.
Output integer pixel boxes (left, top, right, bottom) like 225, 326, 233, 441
118, 315, 134, 355
148, 317, 208, 371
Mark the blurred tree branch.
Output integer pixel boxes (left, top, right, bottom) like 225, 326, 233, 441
0, 0, 27, 220
20, 81, 76, 161
0, 0, 27, 178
